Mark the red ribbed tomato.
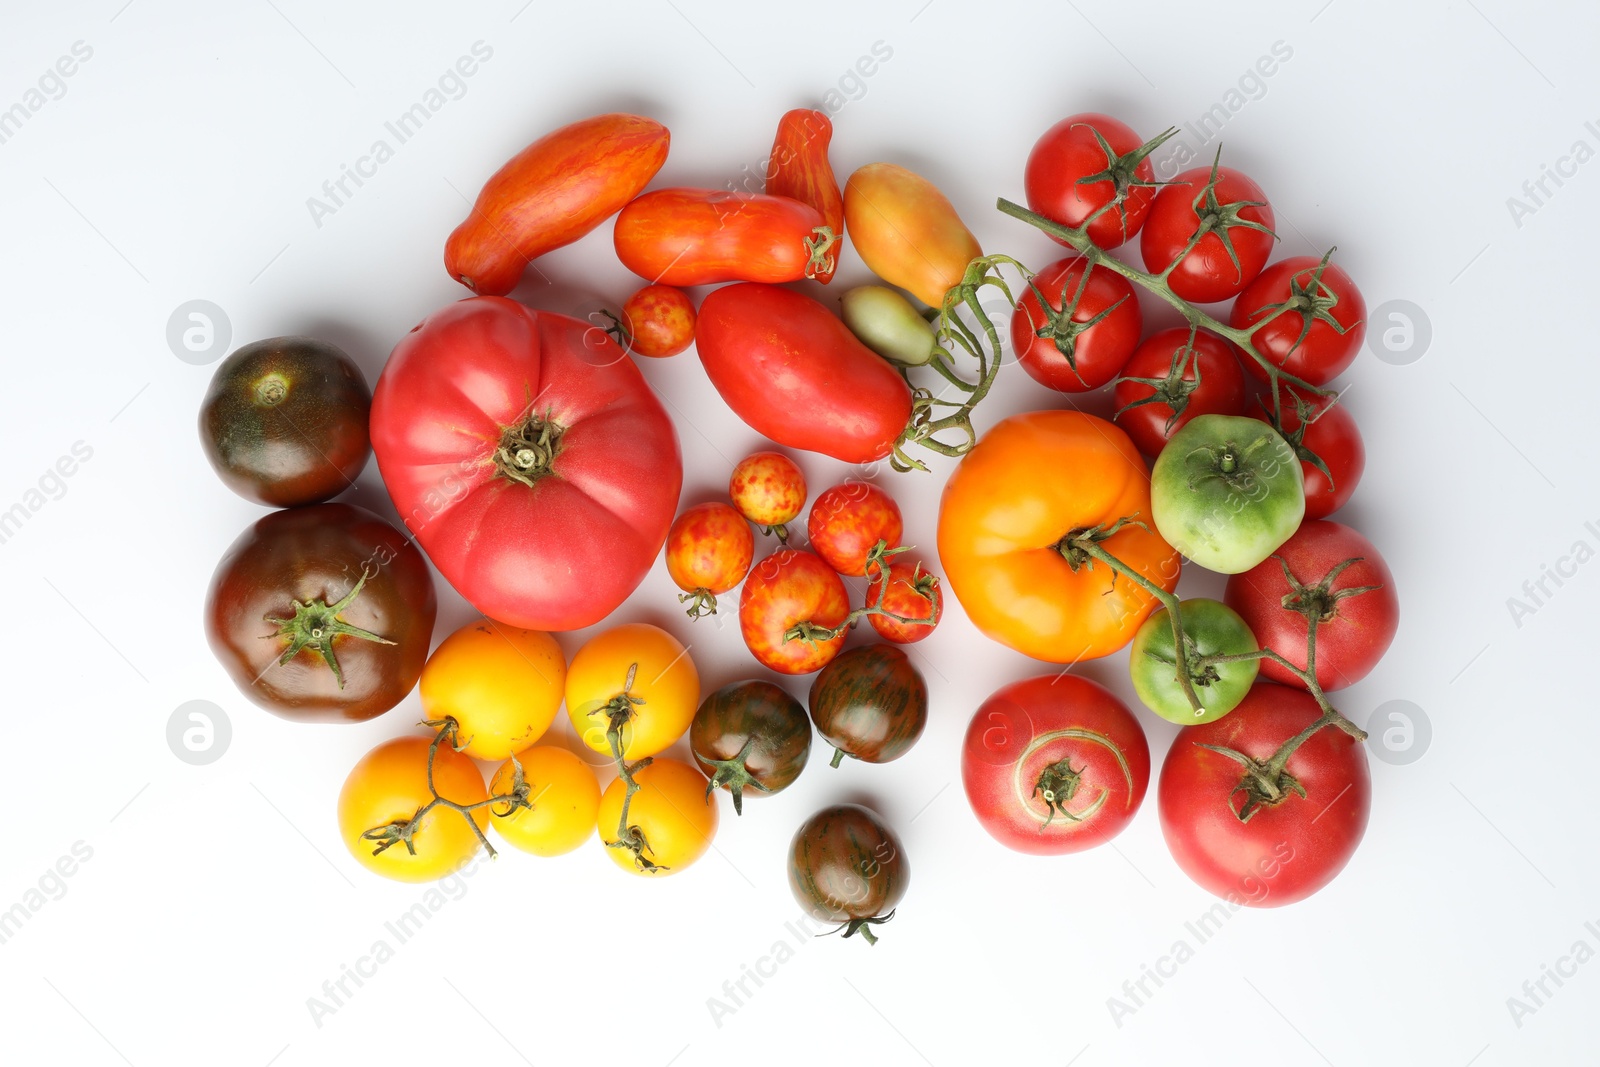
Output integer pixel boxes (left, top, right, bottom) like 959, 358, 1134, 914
370, 297, 681, 631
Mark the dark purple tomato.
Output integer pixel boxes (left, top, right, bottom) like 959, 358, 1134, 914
689, 680, 812, 814
788, 803, 909, 944
807, 644, 928, 766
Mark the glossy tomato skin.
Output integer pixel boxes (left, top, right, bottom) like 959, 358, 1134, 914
420, 620, 565, 760
844, 162, 981, 306
597, 757, 718, 876
789, 804, 908, 935
729, 451, 807, 531
866, 559, 942, 643
1025, 113, 1157, 249
1113, 328, 1247, 457
370, 297, 681, 632
740, 549, 850, 674
690, 680, 813, 813
488, 746, 600, 857
1159, 683, 1370, 906
446, 113, 669, 296
961, 674, 1150, 855
1141, 165, 1275, 303
338, 736, 489, 883
615, 188, 826, 287
199, 337, 371, 507
206, 503, 436, 723
565, 623, 699, 760
1130, 599, 1259, 725
937, 411, 1180, 663
1256, 393, 1365, 521
768, 108, 844, 283
666, 502, 755, 603
808, 645, 928, 765
807, 481, 903, 575
1011, 257, 1142, 392
697, 284, 913, 464
618, 285, 695, 358
1232, 257, 1366, 387
1224, 521, 1398, 692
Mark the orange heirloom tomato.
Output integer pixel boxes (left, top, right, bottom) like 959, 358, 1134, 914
488, 746, 601, 857
768, 108, 845, 283
565, 622, 699, 759
666, 502, 755, 618
597, 757, 718, 876
937, 410, 1180, 663
445, 113, 669, 296
337, 736, 489, 884
420, 620, 566, 762
740, 549, 849, 674
614, 188, 831, 286
844, 162, 982, 307
729, 451, 807, 538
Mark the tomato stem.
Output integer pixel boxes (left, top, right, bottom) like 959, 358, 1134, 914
678, 587, 720, 619
784, 540, 939, 645
590, 663, 669, 873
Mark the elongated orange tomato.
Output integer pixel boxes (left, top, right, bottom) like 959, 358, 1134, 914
768, 109, 845, 283
445, 113, 669, 296
614, 188, 830, 286
936, 411, 1180, 663
844, 162, 981, 307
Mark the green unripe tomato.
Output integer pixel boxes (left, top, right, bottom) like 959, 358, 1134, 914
840, 285, 941, 366
1129, 598, 1259, 724
1150, 414, 1304, 574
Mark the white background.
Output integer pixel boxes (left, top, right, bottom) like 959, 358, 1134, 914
2, 1, 1595, 1064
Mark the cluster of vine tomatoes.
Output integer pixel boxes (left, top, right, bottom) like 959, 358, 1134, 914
196, 101, 1402, 926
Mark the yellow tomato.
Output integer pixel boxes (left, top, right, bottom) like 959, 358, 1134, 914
565, 622, 698, 760
420, 619, 566, 761
597, 757, 718, 876
844, 162, 982, 307
337, 736, 489, 883
488, 746, 602, 857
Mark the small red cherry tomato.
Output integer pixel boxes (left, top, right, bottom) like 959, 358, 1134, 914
1011, 256, 1142, 392
1112, 327, 1247, 456
665, 502, 755, 618
1141, 164, 1276, 304
614, 284, 695, 358
614, 188, 830, 287
806, 482, 903, 576
866, 558, 942, 643
1253, 391, 1365, 521
1231, 256, 1367, 386
739, 549, 849, 675
729, 451, 807, 540
960, 674, 1150, 855
1024, 113, 1164, 250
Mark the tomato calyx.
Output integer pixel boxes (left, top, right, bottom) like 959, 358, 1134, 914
1239, 247, 1356, 362
252, 372, 288, 407
1171, 148, 1279, 288
360, 718, 514, 860
1182, 431, 1277, 495
1024, 261, 1132, 384
493, 409, 564, 488
1032, 758, 1088, 828
263, 565, 396, 689
678, 587, 720, 619
699, 737, 772, 816
1274, 554, 1383, 626
819, 908, 897, 947
1113, 327, 1206, 431
803, 226, 841, 280
589, 663, 671, 873
1256, 387, 1338, 487
785, 540, 938, 645
1194, 741, 1308, 823
1073, 124, 1181, 239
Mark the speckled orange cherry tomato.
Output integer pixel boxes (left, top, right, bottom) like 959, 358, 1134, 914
617, 284, 696, 358
867, 558, 943, 643
740, 549, 849, 675
665, 502, 755, 618
729, 451, 807, 540
807, 481, 903, 576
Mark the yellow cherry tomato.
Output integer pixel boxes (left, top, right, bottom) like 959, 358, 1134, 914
565, 622, 699, 760
597, 757, 718, 876
844, 162, 982, 307
337, 735, 488, 883
488, 746, 602, 857
420, 619, 566, 761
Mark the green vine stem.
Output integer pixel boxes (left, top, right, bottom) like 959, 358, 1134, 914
587, 662, 665, 873
785, 540, 940, 645
359, 718, 528, 861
